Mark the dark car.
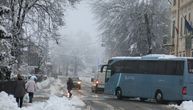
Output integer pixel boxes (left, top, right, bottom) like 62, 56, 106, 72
72, 77, 82, 89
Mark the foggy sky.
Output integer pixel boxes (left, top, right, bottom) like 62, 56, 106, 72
49, 0, 105, 73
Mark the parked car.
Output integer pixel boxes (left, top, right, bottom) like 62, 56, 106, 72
72, 77, 82, 89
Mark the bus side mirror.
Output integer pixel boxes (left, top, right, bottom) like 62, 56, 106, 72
100, 65, 107, 72
91, 78, 94, 82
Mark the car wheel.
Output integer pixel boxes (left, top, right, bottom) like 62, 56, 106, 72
116, 88, 122, 100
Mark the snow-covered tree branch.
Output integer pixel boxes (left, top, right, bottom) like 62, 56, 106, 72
92, 0, 170, 57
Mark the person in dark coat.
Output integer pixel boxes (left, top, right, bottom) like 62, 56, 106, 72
14, 74, 26, 108
67, 77, 73, 98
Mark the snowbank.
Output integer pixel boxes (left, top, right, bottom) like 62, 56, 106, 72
0, 76, 85, 110
170, 101, 193, 110
24, 96, 85, 110
37, 77, 55, 89
49, 78, 65, 95
37, 77, 66, 95
0, 92, 19, 110
0, 92, 85, 110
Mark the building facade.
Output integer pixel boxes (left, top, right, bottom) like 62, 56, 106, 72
170, 0, 193, 57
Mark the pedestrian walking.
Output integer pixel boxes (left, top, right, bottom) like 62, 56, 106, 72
14, 74, 26, 108
25, 76, 37, 103
67, 77, 73, 98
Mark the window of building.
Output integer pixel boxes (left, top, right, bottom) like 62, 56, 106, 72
172, 20, 175, 38
173, 0, 176, 6
181, 17, 183, 36
184, 15, 187, 35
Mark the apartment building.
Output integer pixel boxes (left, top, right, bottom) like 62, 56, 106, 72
170, 0, 193, 57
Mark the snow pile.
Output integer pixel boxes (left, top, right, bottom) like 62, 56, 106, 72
0, 92, 85, 110
170, 101, 193, 110
49, 78, 65, 95
37, 77, 66, 95
25, 96, 85, 110
0, 92, 19, 110
37, 77, 55, 89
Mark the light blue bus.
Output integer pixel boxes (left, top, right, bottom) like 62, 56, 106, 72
101, 54, 193, 103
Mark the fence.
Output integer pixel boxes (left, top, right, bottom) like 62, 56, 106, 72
0, 80, 16, 95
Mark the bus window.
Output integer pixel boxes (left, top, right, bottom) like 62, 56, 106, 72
176, 61, 184, 75
188, 59, 193, 73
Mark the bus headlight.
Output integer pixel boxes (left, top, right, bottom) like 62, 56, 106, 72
78, 81, 81, 84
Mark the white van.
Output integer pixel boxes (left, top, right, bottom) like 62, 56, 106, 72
91, 66, 106, 93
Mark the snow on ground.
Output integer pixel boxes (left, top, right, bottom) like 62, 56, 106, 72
37, 77, 65, 95
0, 92, 85, 110
37, 77, 55, 89
169, 101, 193, 110
79, 76, 91, 86
0, 92, 19, 110
0, 77, 85, 110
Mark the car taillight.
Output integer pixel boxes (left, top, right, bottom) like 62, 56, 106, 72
96, 80, 99, 84
182, 87, 187, 95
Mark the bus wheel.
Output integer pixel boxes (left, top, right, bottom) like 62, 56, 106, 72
116, 88, 122, 100
155, 91, 163, 104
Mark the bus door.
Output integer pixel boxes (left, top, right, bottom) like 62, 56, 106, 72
186, 59, 193, 98
101, 65, 117, 95
104, 69, 121, 95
